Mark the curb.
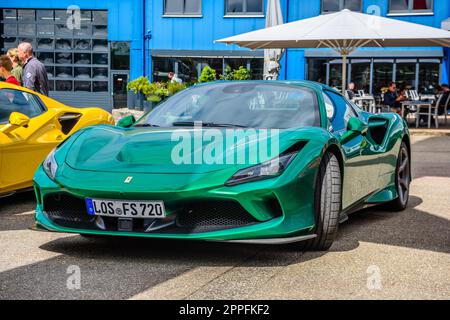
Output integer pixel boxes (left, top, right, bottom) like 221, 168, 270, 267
409, 129, 450, 137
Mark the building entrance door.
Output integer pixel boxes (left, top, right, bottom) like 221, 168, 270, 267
111, 72, 129, 109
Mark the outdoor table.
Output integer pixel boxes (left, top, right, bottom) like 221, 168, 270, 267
352, 96, 376, 113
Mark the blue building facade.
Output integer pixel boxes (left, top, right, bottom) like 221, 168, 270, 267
1, 0, 449, 108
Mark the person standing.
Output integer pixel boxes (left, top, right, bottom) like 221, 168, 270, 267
7, 48, 23, 85
168, 72, 183, 84
17, 42, 49, 96
0, 55, 20, 86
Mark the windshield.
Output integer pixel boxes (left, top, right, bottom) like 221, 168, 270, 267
135, 82, 320, 129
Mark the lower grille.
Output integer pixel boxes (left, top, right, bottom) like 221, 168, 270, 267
43, 193, 260, 234
44, 193, 97, 230
176, 201, 258, 232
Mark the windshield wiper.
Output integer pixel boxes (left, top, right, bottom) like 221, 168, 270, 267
172, 121, 248, 128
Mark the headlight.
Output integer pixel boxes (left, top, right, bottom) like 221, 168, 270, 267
43, 149, 58, 180
225, 151, 299, 186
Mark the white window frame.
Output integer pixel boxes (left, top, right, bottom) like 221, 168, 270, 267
388, 0, 434, 15
224, 0, 265, 17
321, 0, 362, 14
163, 0, 203, 17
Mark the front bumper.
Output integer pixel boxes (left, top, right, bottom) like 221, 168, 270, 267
33, 164, 317, 242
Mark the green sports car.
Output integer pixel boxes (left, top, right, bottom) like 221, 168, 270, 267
32, 81, 411, 250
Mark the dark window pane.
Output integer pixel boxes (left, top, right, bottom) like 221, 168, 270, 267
4, 24, 17, 36
93, 81, 108, 92
56, 67, 73, 78
93, 40, 108, 52
246, 0, 264, 13
413, 0, 432, 10
18, 10, 35, 22
74, 39, 91, 51
185, 0, 202, 14
419, 62, 439, 94
75, 67, 91, 79
111, 42, 130, 70
350, 60, 371, 93
93, 11, 107, 24
373, 62, 393, 94
74, 53, 92, 65
74, 25, 92, 37
37, 24, 54, 37
56, 52, 72, 64
3, 9, 17, 21
93, 53, 108, 65
396, 62, 416, 90
165, 0, 184, 14
93, 25, 107, 37
37, 10, 54, 21
38, 52, 54, 64
55, 39, 72, 50
18, 24, 35, 37
250, 59, 264, 80
344, 0, 361, 11
93, 67, 108, 80
322, 0, 340, 12
390, 0, 409, 11
45, 66, 54, 78
56, 80, 73, 91
307, 58, 327, 84
74, 81, 92, 92
227, 0, 244, 13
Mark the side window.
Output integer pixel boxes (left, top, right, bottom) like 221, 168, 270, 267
325, 90, 357, 132
0, 89, 45, 124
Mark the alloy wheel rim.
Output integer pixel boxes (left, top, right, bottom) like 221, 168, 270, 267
397, 148, 410, 205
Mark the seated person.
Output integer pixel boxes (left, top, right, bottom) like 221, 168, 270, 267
437, 84, 450, 116
346, 82, 357, 100
383, 82, 406, 114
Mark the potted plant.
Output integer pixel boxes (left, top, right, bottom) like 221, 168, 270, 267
127, 76, 150, 110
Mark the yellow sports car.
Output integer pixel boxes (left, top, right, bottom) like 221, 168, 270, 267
0, 82, 115, 196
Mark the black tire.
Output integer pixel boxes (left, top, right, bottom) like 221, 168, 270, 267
384, 142, 411, 212
304, 153, 342, 251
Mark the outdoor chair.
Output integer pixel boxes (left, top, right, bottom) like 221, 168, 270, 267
414, 94, 444, 129
409, 90, 420, 101
358, 90, 365, 97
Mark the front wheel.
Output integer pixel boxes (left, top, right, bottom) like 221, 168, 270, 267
385, 142, 411, 211
304, 153, 342, 251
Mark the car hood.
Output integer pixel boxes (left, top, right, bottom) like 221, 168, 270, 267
65, 125, 308, 174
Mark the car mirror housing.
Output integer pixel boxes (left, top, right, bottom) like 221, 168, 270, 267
0, 112, 30, 134
340, 117, 368, 144
117, 115, 136, 128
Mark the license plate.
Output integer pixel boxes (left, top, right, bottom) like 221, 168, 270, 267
86, 198, 166, 219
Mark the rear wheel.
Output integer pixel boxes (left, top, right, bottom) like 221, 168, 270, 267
385, 142, 410, 211
304, 153, 342, 251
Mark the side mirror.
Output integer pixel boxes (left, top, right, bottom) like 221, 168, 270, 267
117, 115, 136, 128
10, 112, 30, 127
0, 112, 30, 134
340, 117, 368, 144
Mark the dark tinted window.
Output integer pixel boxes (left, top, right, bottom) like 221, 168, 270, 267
138, 83, 320, 129
0, 89, 45, 124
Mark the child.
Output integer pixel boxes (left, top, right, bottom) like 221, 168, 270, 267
0, 55, 21, 86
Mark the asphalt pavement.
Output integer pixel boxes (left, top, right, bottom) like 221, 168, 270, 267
0, 135, 449, 300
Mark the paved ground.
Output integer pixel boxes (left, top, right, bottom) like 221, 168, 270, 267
0, 135, 449, 300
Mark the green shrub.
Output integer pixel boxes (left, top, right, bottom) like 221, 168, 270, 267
233, 66, 252, 80
127, 76, 150, 94
199, 66, 217, 83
